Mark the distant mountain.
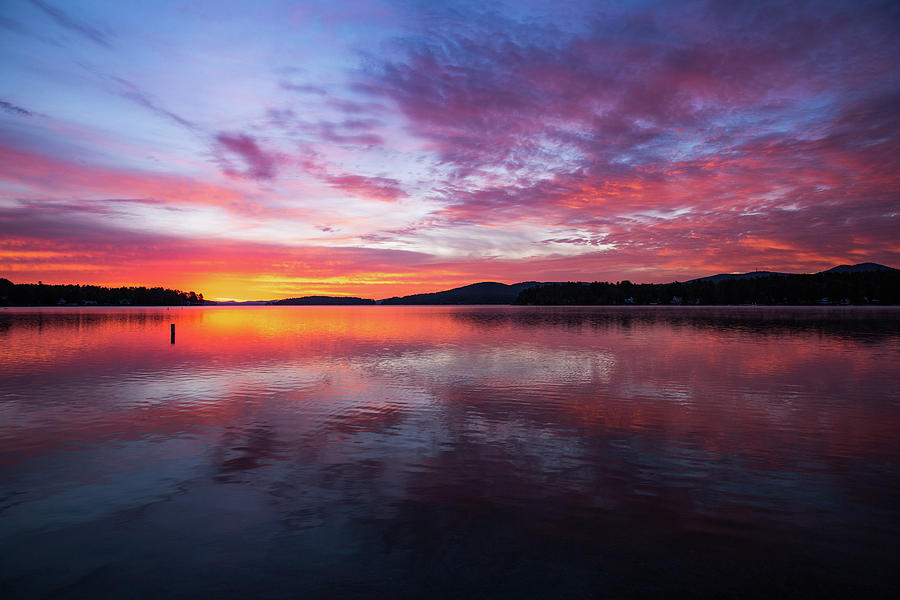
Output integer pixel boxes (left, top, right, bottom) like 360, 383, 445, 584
271, 296, 375, 305
203, 300, 271, 305
686, 270, 787, 284
380, 282, 541, 305
206, 296, 376, 305
820, 263, 898, 274
686, 262, 897, 284
378, 264, 900, 305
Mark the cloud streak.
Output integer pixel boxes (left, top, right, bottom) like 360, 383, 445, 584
31, 0, 113, 48
0, 100, 32, 116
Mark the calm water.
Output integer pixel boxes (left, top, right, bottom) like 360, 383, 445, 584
1, 306, 899, 598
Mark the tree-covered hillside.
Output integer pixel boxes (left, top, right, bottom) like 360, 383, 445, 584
0, 279, 203, 306
516, 271, 900, 306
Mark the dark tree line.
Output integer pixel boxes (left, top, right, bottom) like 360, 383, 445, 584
516, 271, 900, 306
0, 278, 204, 306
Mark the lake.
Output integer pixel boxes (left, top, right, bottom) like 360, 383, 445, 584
1, 306, 899, 598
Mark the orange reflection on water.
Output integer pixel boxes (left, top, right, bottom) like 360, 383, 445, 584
2, 306, 898, 471
3, 306, 900, 462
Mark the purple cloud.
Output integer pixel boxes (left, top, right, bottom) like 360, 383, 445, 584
215, 133, 279, 180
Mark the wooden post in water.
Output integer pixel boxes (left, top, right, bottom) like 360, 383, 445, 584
170, 323, 175, 344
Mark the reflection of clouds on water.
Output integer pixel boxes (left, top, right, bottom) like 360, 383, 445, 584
1, 307, 899, 597
448, 306, 900, 343
369, 347, 617, 387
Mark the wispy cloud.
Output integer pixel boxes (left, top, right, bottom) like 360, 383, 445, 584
109, 75, 198, 131
0, 100, 32, 116
31, 0, 113, 48
324, 173, 407, 201
0, 144, 246, 210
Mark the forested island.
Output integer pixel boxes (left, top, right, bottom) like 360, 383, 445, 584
516, 269, 900, 306
0, 279, 203, 306
271, 296, 375, 305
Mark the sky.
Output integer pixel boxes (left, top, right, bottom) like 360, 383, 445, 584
0, 0, 898, 301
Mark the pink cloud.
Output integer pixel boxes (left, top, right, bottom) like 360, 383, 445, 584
0, 144, 245, 208
324, 174, 407, 201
